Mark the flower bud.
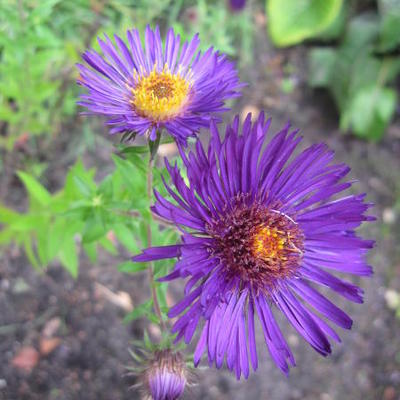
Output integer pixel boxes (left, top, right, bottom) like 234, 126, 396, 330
143, 349, 187, 400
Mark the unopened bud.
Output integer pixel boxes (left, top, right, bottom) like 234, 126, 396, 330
142, 349, 187, 400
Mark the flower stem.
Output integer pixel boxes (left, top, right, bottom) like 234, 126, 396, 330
146, 138, 166, 331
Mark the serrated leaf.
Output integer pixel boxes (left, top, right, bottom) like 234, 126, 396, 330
267, 0, 343, 47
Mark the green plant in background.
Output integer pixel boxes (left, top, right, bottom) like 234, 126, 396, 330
266, 0, 400, 141
308, 1, 400, 140
0, 144, 179, 323
0, 0, 177, 151
0, 0, 86, 150
172, 0, 254, 66
266, 0, 343, 47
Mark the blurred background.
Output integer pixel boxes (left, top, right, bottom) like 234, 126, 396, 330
0, 0, 399, 399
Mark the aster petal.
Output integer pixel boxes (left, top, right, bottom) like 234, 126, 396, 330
132, 245, 182, 262
274, 288, 331, 356
290, 279, 353, 329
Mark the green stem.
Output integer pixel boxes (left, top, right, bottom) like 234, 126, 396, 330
146, 137, 166, 331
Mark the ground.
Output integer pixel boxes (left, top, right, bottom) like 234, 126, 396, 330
1, 12, 400, 400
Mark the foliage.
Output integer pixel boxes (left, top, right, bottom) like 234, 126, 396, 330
0, 145, 179, 322
266, 0, 343, 47
0, 149, 176, 271
378, 0, 400, 52
0, 0, 85, 150
172, 0, 254, 66
308, 6, 400, 140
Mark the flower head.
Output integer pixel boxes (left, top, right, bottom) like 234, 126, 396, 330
229, 0, 246, 11
77, 25, 241, 144
137, 349, 187, 400
133, 113, 374, 378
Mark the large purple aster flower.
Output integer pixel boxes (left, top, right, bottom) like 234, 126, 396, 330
77, 25, 241, 144
133, 113, 374, 378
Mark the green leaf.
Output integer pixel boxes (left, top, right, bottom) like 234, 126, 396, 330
47, 218, 67, 260
308, 48, 337, 87
36, 219, 52, 266
82, 213, 107, 243
342, 85, 397, 140
0, 205, 19, 224
118, 144, 149, 155
378, 0, 400, 51
23, 235, 41, 270
9, 214, 47, 232
114, 223, 139, 253
123, 299, 153, 323
117, 260, 147, 273
98, 175, 113, 201
267, 0, 343, 47
112, 155, 144, 193
17, 171, 52, 206
73, 175, 93, 198
83, 242, 97, 263
99, 236, 117, 255
59, 234, 78, 278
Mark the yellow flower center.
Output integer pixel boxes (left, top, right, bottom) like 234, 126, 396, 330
252, 226, 288, 262
131, 66, 190, 122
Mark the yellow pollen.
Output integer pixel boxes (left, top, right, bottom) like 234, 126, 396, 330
252, 226, 288, 261
131, 65, 190, 122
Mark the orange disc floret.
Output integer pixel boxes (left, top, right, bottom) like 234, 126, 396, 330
131, 65, 190, 122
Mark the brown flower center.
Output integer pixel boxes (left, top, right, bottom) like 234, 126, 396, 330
207, 198, 304, 290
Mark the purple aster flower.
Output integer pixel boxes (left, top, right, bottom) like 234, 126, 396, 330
136, 349, 187, 400
77, 25, 241, 144
133, 113, 374, 378
229, 0, 246, 11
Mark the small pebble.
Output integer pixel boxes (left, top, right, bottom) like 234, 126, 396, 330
385, 289, 400, 310
288, 334, 299, 347
383, 208, 396, 225
240, 105, 260, 122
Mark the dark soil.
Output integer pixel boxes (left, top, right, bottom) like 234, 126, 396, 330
1, 7, 400, 400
